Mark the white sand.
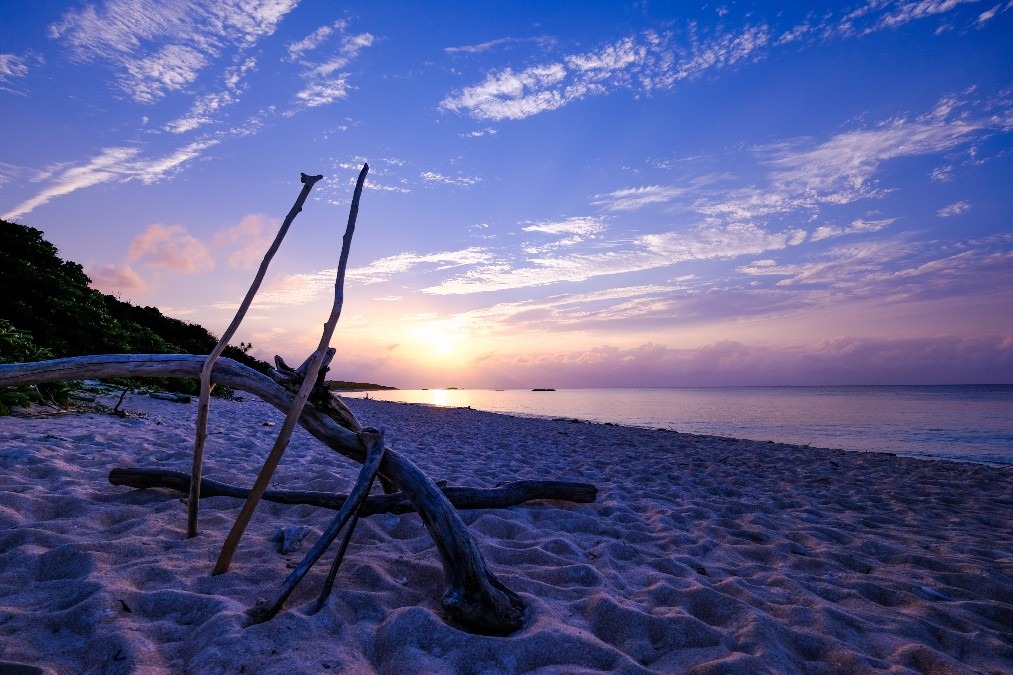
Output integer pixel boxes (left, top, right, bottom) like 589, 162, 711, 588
1, 392, 1011, 674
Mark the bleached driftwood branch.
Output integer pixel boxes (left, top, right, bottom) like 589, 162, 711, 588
0, 354, 528, 634
213, 166, 368, 574
189, 172, 324, 538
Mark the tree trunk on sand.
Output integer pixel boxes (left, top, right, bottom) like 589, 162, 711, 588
108, 467, 597, 515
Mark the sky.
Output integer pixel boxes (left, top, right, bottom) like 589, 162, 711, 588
2, 0, 1012, 388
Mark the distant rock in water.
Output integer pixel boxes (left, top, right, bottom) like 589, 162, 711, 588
532, 388, 556, 392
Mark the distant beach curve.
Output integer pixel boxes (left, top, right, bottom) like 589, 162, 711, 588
344, 385, 1013, 466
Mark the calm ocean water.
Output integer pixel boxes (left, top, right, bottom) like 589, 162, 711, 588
343, 385, 1013, 466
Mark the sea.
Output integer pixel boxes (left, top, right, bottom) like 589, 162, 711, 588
342, 385, 1013, 467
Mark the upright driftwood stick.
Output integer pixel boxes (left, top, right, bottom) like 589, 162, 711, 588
188, 173, 324, 538
213, 163, 370, 575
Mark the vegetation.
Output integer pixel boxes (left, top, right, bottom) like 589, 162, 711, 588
0, 320, 70, 414
0, 219, 273, 411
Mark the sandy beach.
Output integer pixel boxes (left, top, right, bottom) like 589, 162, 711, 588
1, 392, 1011, 674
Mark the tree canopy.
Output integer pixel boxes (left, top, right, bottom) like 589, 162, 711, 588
0, 219, 271, 375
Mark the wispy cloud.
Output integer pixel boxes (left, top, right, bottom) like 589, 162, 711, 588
165, 57, 256, 133
49, 0, 298, 103
0, 54, 29, 80
596, 94, 1006, 240
0, 52, 34, 94
444, 36, 556, 55
592, 185, 690, 211
348, 248, 493, 285
811, 218, 895, 242
420, 171, 481, 187
286, 20, 347, 60
874, 0, 983, 30
1, 139, 218, 220
425, 221, 805, 295
764, 96, 986, 205
937, 200, 971, 217
521, 216, 606, 236
440, 26, 770, 121
286, 23, 374, 109
442, 2, 992, 122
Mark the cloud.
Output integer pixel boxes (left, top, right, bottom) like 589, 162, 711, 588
420, 171, 481, 187
811, 217, 895, 242
440, 26, 770, 121
286, 20, 346, 60
210, 213, 279, 270
592, 185, 689, 211
598, 94, 1008, 237
164, 57, 256, 133
769, 235, 1013, 307
49, 0, 298, 103
425, 221, 805, 295
0, 54, 29, 81
287, 24, 374, 109
439, 333, 1013, 388
521, 216, 606, 236
348, 248, 493, 285
764, 96, 985, 205
127, 223, 213, 273
441, 3, 995, 123
0, 52, 34, 94
1, 140, 219, 220
444, 36, 556, 55
937, 200, 971, 217
85, 262, 147, 295
874, 0, 983, 30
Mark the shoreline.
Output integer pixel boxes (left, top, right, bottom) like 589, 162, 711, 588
1, 393, 1011, 672
342, 387, 1013, 467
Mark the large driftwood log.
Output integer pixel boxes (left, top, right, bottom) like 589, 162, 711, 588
0, 354, 533, 634
108, 468, 598, 514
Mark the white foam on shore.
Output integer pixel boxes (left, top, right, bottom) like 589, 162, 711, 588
1, 393, 1011, 673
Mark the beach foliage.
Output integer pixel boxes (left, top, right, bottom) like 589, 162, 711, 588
0, 219, 272, 408
0, 319, 70, 414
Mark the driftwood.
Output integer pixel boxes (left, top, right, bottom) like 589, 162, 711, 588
0, 354, 537, 634
189, 172, 323, 538
250, 426, 386, 623
213, 164, 368, 576
108, 468, 598, 515
0, 166, 600, 636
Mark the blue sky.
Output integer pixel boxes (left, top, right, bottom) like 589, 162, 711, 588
2, 0, 1011, 388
